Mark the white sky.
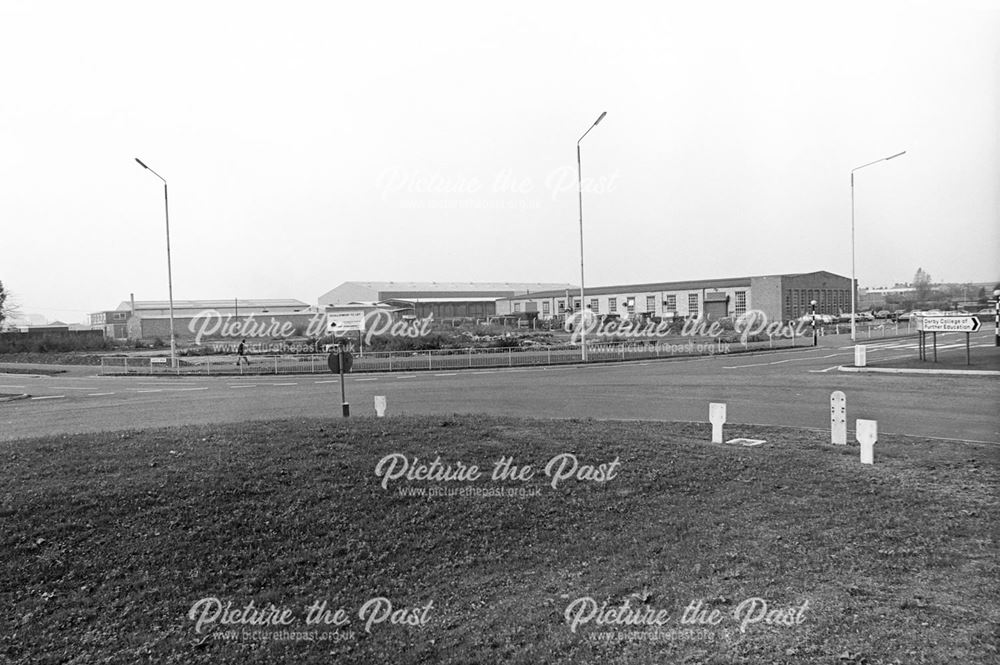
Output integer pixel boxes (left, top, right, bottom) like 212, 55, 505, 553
2, 0, 998, 323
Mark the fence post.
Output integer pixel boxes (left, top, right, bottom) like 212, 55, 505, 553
428, 351, 432, 370
547, 347, 551, 365
469, 347, 472, 368
508, 348, 512, 367
274, 356, 278, 375
207, 357, 211, 375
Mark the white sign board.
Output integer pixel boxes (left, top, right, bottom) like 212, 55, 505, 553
854, 345, 867, 367
326, 310, 366, 334
916, 316, 981, 333
374, 395, 387, 417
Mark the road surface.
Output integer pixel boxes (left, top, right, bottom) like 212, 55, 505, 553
1, 332, 997, 443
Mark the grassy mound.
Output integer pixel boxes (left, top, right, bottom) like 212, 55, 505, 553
2, 417, 996, 664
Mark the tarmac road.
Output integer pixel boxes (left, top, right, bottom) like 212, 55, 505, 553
1, 332, 997, 443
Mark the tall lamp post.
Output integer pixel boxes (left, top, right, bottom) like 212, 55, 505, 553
850, 150, 906, 342
810, 299, 818, 346
135, 158, 177, 368
577, 111, 607, 362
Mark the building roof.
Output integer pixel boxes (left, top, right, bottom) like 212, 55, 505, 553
331, 281, 575, 296
116, 299, 311, 311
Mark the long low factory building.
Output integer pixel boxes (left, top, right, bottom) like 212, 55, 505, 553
495, 271, 855, 323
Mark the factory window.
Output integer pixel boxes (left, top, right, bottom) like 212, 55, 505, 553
609, 298, 617, 312
664, 294, 677, 311
542, 301, 550, 315
735, 291, 747, 316
514, 303, 521, 313
590, 298, 599, 312
687, 293, 699, 315
646, 295, 656, 312
574, 298, 581, 311
625, 298, 636, 315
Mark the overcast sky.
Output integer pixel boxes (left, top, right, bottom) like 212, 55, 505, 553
2, 0, 998, 323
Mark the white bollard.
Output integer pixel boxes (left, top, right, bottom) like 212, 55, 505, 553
374, 395, 387, 417
854, 345, 867, 367
857, 419, 877, 465
709, 402, 726, 444
830, 391, 847, 445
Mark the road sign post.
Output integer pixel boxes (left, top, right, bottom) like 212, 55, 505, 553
915, 315, 981, 364
327, 346, 353, 417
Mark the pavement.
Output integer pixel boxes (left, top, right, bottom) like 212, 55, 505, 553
1, 330, 997, 443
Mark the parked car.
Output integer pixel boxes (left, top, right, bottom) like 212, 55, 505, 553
798, 313, 835, 324
977, 308, 996, 316
875, 310, 892, 319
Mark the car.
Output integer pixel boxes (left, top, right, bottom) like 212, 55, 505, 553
978, 308, 996, 316
875, 310, 892, 319
798, 313, 834, 324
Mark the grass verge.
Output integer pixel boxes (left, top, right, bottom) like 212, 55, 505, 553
1, 416, 996, 664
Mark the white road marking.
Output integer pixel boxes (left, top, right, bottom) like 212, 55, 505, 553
87, 392, 115, 397
51, 386, 98, 390
164, 387, 209, 392
723, 358, 795, 369
136, 389, 163, 393
314, 380, 339, 384
31, 395, 65, 400
0, 385, 26, 389
271, 383, 298, 386
434, 373, 457, 377
229, 385, 258, 389
356, 378, 378, 381
808, 366, 841, 373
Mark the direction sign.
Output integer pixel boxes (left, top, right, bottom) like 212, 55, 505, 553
326, 310, 366, 333
916, 315, 981, 333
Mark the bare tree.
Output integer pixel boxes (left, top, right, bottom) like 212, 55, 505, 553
0, 281, 21, 329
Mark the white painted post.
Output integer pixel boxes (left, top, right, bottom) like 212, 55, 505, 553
854, 345, 867, 367
374, 395, 387, 417
709, 402, 727, 443
830, 391, 847, 445
857, 419, 877, 465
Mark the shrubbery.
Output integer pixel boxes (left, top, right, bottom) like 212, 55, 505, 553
0, 332, 112, 354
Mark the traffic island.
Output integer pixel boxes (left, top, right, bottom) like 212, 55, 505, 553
3, 415, 997, 664
841, 342, 1000, 376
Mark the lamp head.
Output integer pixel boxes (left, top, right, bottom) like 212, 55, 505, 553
594, 111, 607, 126
135, 158, 149, 169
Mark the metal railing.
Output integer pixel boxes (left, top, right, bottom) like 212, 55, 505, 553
97, 333, 822, 376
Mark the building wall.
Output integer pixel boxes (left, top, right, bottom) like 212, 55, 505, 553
131, 312, 324, 343
748, 276, 784, 322
781, 272, 854, 318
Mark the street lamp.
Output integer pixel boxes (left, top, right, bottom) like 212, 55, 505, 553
577, 111, 607, 362
850, 150, 906, 342
135, 158, 177, 368
811, 299, 818, 346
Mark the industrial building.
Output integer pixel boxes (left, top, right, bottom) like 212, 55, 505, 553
90, 298, 313, 341
495, 271, 855, 323
318, 282, 574, 320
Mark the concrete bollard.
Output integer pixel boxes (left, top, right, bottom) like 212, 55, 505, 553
854, 345, 867, 367
374, 395, 387, 417
830, 391, 847, 445
857, 419, 877, 465
709, 402, 726, 444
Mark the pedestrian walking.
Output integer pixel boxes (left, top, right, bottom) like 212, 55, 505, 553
236, 339, 250, 366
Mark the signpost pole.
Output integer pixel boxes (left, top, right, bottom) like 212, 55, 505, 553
339, 345, 350, 417
933, 332, 937, 362
966, 332, 970, 366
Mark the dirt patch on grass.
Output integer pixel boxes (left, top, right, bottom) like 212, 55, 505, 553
1, 417, 996, 664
